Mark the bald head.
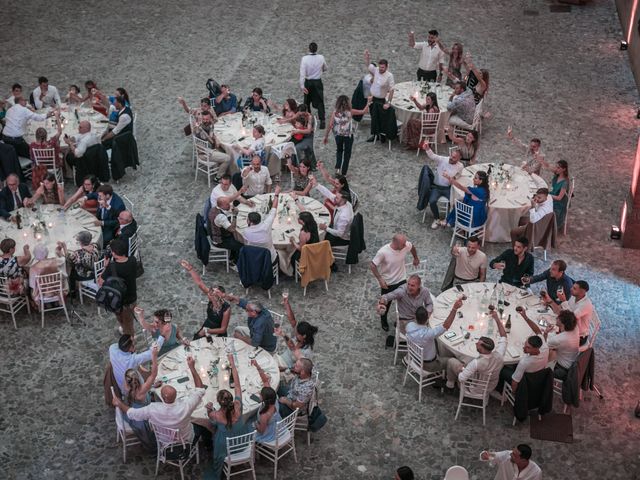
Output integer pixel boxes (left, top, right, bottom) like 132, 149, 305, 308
78, 120, 92, 134
161, 385, 177, 404
391, 233, 407, 251
217, 196, 231, 210
118, 210, 133, 225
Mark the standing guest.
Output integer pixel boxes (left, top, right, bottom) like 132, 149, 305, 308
243, 87, 269, 112
312, 178, 353, 246
447, 81, 476, 129
423, 143, 464, 229
480, 444, 542, 480
408, 29, 445, 82
451, 236, 487, 284
300, 42, 328, 129
276, 296, 318, 373
394, 466, 415, 480
180, 260, 231, 338
543, 280, 593, 346
31, 76, 62, 109
403, 91, 439, 150
489, 237, 534, 287
64, 120, 101, 167
288, 210, 320, 266
277, 358, 315, 418
109, 334, 165, 392
63, 175, 101, 213
101, 96, 133, 148
364, 49, 397, 143
55, 233, 99, 297
370, 233, 421, 331
30, 173, 65, 206
378, 275, 434, 334
549, 160, 570, 230
2, 96, 56, 158
207, 196, 244, 262
213, 84, 238, 116
93, 184, 126, 246
509, 188, 553, 243
440, 42, 465, 87
243, 186, 280, 264
223, 294, 278, 353
529, 259, 573, 304
545, 310, 580, 380
240, 156, 272, 196
135, 307, 190, 356
450, 129, 479, 165
98, 238, 138, 335
443, 169, 489, 229
0, 173, 33, 219
210, 175, 253, 207
322, 95, 370, 175
506, 127, 547, 175
0, 239, 31, 295
286, 158, 313, 194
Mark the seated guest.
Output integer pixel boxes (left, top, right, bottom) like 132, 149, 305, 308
271, 98, 298, 124
277, 358, 315, 418
316, 161, 352, 217
109, 334, 166, 392
450, 129, 479, 165
193, 109, 232, 175
451, 235, 487, 284
243, 186, 280, 264
288, 210, 320, 266
99, 239, 138, 335
207, 196, 244, 262
277, 296, 318, 374
403, 92, 440, 150
0, 239, 31, 295
507, 127, 547, 175
545, 310, 580, 380
446, 310, 507, 390
55, 233, 99, 296
489, 237, 534, 287
101, 96, 133, 148
250, 362, 281, 443
4, 83, 23, 108
112, 354, 206, 445
0, 173, 33, 219
549, 160, 570, 230
290, 111, 316, 167
28, 244, 67, 306
233, 125, 265, 167
422, 142, 465, 229
32, 76, 62, 109
210, 175, 253, 208
29, 122, 63, 184
63, 175, 101, 213
442, 169, 489, 229
447, 81, 475, 129
223, 294, 277, 353
1, 96, 55, 158
499, 308, 550, 393
65, 84, 83, 105
529, 259, 573, 304
178, 96, 215, 121
240, 155, 272, 197
378, 274, 433, 334
287, 158, 313, 195
92, 184, 126, 246
243, 87, 270, 112
115, 210, 138, 243
213, 84, 238, 116
509, 188, 553, 243
30, 173, 65, 205
480, 445, 542, 480
543, 280, 593, 347
405, 300, 461, 371
312, 178, 353, 246
135, 307, 189, 355
180, 260, 231, 338
81, 80, 109, 115
64, 120, 101, 167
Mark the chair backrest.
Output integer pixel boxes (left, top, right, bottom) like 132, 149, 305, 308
420, 111, 440, 133
275, 408, 299, 446
268, 309, 285, 327
270, 141, 296, 160
405, 259, 428, 281
31, 147, 56, 166
114, 405, 126, 432
349, 189, 359, 211
461, 372, 492, 399
121, 194, 135, 213
193, 135, 210, 153
93, 257, 107, 282
35, 271, 64, 297
454, 200, 474, 228
0, 276, 12, 298
472, 99, 484, 127
150, 422, 182, 448
567, 176, 576, 209
444, 465, 470, 480
406, 338, 425, 371
226, 430, 256, 459
586, 308, 601, 349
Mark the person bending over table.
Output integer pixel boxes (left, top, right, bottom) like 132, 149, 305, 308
134, 307, 190, 356
489, 237, 534, 287
221, 294, 277, 353
207, 196, 244, 263
480, 444, 542, 480
180, 260, 231, 338
311, 177, 353, 247
1, 96, 56, 158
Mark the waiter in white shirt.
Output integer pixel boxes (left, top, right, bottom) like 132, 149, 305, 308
31, 76, 62, 109
2, 96, 56, 158
510, 188, 554, 243
300, 42, 328, 129
408, 30, 445, 82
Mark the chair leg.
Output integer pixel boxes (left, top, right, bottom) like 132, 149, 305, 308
62, 300, 70, 324
10, 305, 17, 329
179, 464, 185, 480
303, 286, 306, 296
155, 454, 160, 476
418, 376, 423, 403
292, 441, 298, 463
307, 431, 311, 446
273, 454, 278, 479
41, 301, 45, 328
324, 280, 328, 291
482, 406, 486, 426
402, 367, 409, 386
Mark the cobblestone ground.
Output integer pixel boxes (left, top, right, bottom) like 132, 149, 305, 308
1, 0, 640, 479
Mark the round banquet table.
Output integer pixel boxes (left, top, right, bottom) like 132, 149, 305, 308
451, 163, 548, 243
154, 337, 280, 430
1, 205, 103, 258
235, 193, 329, 275
24, 104, 109, 147
430, 282, 556, 366
390, 81, 454, 144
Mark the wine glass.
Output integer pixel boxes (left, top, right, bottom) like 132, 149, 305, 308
521, 274, 531, 288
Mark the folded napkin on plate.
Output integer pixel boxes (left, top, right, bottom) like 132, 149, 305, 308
507, 346, 520, 358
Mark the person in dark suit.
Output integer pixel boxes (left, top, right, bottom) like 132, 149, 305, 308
116, 210, 138, 243
91, 184, 126, 246
0, 173, 33, 220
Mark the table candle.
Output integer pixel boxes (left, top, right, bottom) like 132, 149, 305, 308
287, 217, 291, 224
47, 222, 53, 228
223, 373, 229, 383
23, 232, 28, 238
36, 234, 42, 240
199, 366, 206, 379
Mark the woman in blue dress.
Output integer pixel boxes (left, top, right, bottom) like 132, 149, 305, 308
444, 170, 490, 228
549, 160, 569, 230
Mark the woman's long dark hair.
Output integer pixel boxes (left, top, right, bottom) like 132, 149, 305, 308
298, 212, 319, 243
83, 175, 101, 193
425, 92, 439, 112
217, 389, 235, 429
296, 321, 319, 349
556, 160, 569, 178
476, 170, 490, 202
259, 386, 277, 415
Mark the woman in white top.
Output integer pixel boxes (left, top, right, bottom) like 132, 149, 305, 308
323, 95, 370, 175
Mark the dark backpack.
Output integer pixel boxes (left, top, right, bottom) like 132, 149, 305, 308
95, 262, 127, 313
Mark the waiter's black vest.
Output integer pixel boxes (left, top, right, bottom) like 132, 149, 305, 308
116, 106, 134, 134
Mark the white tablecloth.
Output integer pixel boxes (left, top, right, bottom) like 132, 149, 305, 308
235, 193, 329, 274
215, 111, 293, 156
452, 163, 548, 243
390, 81, 453, 143
155, 337, 280, 429
25, 104, 109, 147
430, 282, 555, 366
1, 205, 102, 259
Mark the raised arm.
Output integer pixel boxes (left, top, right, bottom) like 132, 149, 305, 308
283, 297, 297, 328
63, 185, 85, 210
187, 355, 204, 389
490, 310, 507, 337
251, 359, 271, 388
179, 260, 209, 295
137, 348, 159, 399
228, 354, 242, 398
443, 298, 464, 330
408, 31, 416, 48
516, 306, 542, 335
133, 306, 155, 332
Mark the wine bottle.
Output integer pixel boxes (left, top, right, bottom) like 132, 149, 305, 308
229, 372, 235, 389
15, 211, 22, 230
505, 314, 512, 333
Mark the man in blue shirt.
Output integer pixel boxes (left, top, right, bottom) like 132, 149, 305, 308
224, 294, 277, 352
213, 84, 238, 117
109, 334, 165, 391
529, 259, 573, 304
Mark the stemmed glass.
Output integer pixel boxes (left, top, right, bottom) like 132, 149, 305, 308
521, 274, 531, 290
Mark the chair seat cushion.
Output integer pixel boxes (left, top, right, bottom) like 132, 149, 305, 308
80, 280, 99, 291
226, 447, 252, 464
258, 430, 291, 448
18, 156, 32, 168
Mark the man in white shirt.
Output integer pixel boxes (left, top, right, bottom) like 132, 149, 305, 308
408, 29, 445, 82
112, 355, 206, 444
423, 143, 464, 229
243, 186, 280, 263
300, 42, 328, 129
546, 310, 580, 379
65, 120, 100, 167
32, 76, 62, 109
480, 444, 542, 480
364, 49, 396, 143
108, 334, 165, 391
510, 188, 554, 243
446, 310, 507, 391
210, 175, 253, 207
452, 236, 487, 284
544, 279, 593, 346
2, 96, 55, 157
240, 156, 272, 197
370, 233, 420, 331
208, 196, 244, 262
101, 96, 133, 147
313, 181, 353, 246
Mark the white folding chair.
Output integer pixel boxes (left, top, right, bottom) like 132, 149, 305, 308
203, 237, 230, 275
449, 200, 485, 246
349, 189, 359, 211
121, 194, 135, 214
330, 246, 350, 274
114, 405, 142, 463
194, 136, 221, 188
222, 431, 257, 480
563, 176, 576, 235
416, 111, 440, 156
270, 142, 296, 183
35, 271, 70, 328
150, 423, 200, 480
455, 372, 493, 426
79, 257, 106, 313
294, 373, 320, 446
402, 338, 445, 402
393, 303, 407, 365
32, 147, 63, 187
18, 155, 33, 179
294, 259, 329, 296
422, 196, 450, 223
373, 120, 403, 151
0, 276, 31, 329
127, 226, 141, 260
500, 381, 519, 426
444, 465, 470, 480
256, 409, 299, 479
189, 114, 198, 168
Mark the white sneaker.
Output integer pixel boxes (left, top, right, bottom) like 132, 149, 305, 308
430, 220, 441, 230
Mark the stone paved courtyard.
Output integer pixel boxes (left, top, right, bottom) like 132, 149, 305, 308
1, 0, 640, 479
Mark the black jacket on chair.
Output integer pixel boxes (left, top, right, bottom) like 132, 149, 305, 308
346, 212, 366, 265
110, 132, 139, 181
0, 142, 24, 182
117, 219, 138, 243
417, 165, 435, 211
238, 246, 274, 291
0, 184, 32, 219
195, 213, 210, 266
562, 348, 595, 408
513, 367, 554, 422
75, 143, 110, 186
